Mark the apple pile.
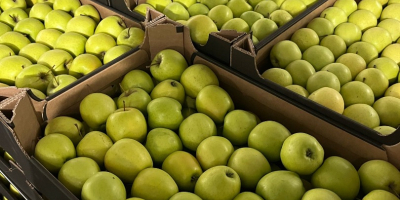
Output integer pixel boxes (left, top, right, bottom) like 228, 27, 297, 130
131, 0, 318, 45
264, 0, 400, 135
32, 49, 400, 200
0, 0, 145, 98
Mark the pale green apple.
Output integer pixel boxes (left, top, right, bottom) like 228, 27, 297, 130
0, 55, 32, 85
347, 41, 379, 64
380, 3, 400, 21
195, 166, 241, 200
29, 3, 53, 21
248, 0, 264, 7
363, 190, 399, 200
0, 22, 12, 37
368, 57, 399, 84
120, 69, 154, 93
0, 8, 28, 28
151, 79, 185, 104
0, 44, 15, 59
58, 157, 100, 197
221, 18, 250, 33
44, 10, 72, 32
85, 33, 116, 59
281, 0, 307, 17
256, 170, 305, 200
188, 3, 209, 16
187, 15, 218, 45
382, 43, 400, 65
179, 113, 217, 151
103, 45, 131, 64
269, 10, 293, 27
286, 85, 309, 97
80, 93, 117, 130
55, 32, 87, 57
95, 15, 126, 39
261, 68, 293, 87
117, 27, 144, 48
34, 133, 76, 174
254, 0, 279, 18
117, 87, 151, 114
15, 64, 54, 93
336, 53, 367, 79
163, 2, 190, 21
68, 54, 103, 78
374, 126, 396, 136
14, 17, 44, 41
334, 22, 362, 46
286, 60, 315, 87
270, 40, 302, 68
196, 136, 234, 170
222, 110, 259, 146
0, 0, 26, 11
170, 192, 202, 200
234, 192, 263, 200
240, 11, 263, 28
226, 0, 252, 18
340, 81, 375, 107
196, 85, 234, 123
35, 28, 63, 48
53, 0, 81, 15
38, 0, 55, 6
251, 18, 278, 41
388, 0, 400, 3
174, 0, 196, 8
81, 172, 126, 200
131, 168, 178, 199
46, 74, 77, 96
150, 49, 188, 82
74, 5, 100, 23
361, 27, 392, 53
358, 0, 382, 18
320, 7, 347, 27
320, 35, 346, 59
147, 97, 183, 130
180, 64, 219, 98
38, 49, 73, 75
199, 0, 228, 9
65, 16, 96, 38
30, 88, 46, 99
373, 96, 400, 128
333, 0, 357, 16
228, 148, 271, 190
385, 83, 400, 99
19, 43, 50, 63
348, 10, 377, 32
291, 28, 319, 52
308, 87, 345, 113
344, 104, 380, 129
208, 5, 233, 29
281, 133, 324, 175
0, 31, 30, 54
306, 17, 334, 39
104, 138, 152, 183
76, 131, 112, 168
302, 188, 341, 200
147, 0, 172, 12
378, 19, 400, 42
303, 45, 335, 71
321, 63, 352, 86
176, 20, 187, 25
145, 128, 182, 164
355, 68, 389, 98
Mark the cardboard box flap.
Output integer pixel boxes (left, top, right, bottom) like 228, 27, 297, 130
144, 8, 165, 25
231, 34, 263, 80
383, 144, 400, 168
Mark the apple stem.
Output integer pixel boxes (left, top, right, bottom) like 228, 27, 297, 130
170, 81, 177, 87
75, 123, 83, 137
123, 100, 126, 111
126, 27, 131, 39
9, 15, 18, 23
119, 83, 125, 93
118, 19, 126, 28
52, 76, 59, 85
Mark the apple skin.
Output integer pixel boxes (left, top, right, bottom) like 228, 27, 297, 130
254, 0, 279, 18
336, 53, 367, 79
68, 54, 103, 78
290, 28, 320, 52
0, 55, 32, 85
306, 71, 341, 94
233, 192, 263, 200
358, 159, 400, 195
222, 110, 259, 146
373, 126, 396, 136
0, 22, 12, 37
44, 10, 73, 32
76, 131, 113, 167
256, 170, 305, 200
361, 27, 392, 53
30, 88, 47, 99
308, 87, 345, 114
117, 87, 151, 114
220, 18, 250, 33
120, 69, 154, 93
35, 28, 63, 49
0, 31, 31, 54
116, 27, 145, 48
196, 136, 234, 170
251, 18, 278, 41
19, 43, 50, 63
53, 0, 81, 15
162, 151, 203, 192
280, 0, 307, 17
150, 49, 188, 82
80, 93, 117, 130
368, 57, 399, 84
347, 41, 379, 64
44, 115, 85, 147
348, 10, 377, 32
74, 4, 101, 24
170, 192, 202, 200
186, 15, 218, 45
0, 8, 28, 28
321, 63, 352, 86
303, 45, 335, 71
343, 104, 380, 129
286, 85, 310, 97
29, 3, 53, 21
227, 0, 252, 18
378, 19, 400, 42
104, 138, 153, 183
270, 40, 302, 68
381, 3, 400, 21
14, 18, 45, 42
95, 16, 126, 39
15, 64, 54, 93
340, 81, 375, 107
363, 190, 400, 200
145, 128, 183, 165
147, 0, 172, 12
373, 96, 400, 128
133, 3, 154, 16
34, 133, 76, 174
55, 32, 87, 57
320, 7, 348, 27
286, 60, 315, 87
301, 188, 341, 200
382, 44, 400, 65
180, 64, 219, 98
306, 17, 334, 39
163, 2, 190, 21
355, 68, 389, 98
0, 0, 26, 11
81, 172, 126, 200
269, 10, 293, 27
65, 16, 97, 38
333, 0, 357, 16
85, 33, 117, 59
46, 74, 77, 96
240, 11, 263, 28
179, 113, 217, 151
147, 97, 184, 130
194, 166, 241, 200
334, 22, 362, 46
385, 83, 400, 99
150, 79, 185, 104
262, 68, 293, 87
320, 35, 346, 60
103, 45, 131, 64
188, 3, 210, 16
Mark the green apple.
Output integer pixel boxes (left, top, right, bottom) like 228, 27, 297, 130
262, 68, 293, 87
251, 18, 278, 41
290, 28, 320, 52
188, 3, 209, 16
35, 28, 63, 48
306, 71, 341, 93
343, 104, 380, 128
240, 11, 263, 28
320, 7, 347, 27
321, 63, 352, 86
233, 192, 263, 200
0, 22, 12, 37
163, 2, 190, 21
362, 27, 392, 53
179, 113, 217, 151
174, 0, 196, 9
176, 20, 187, 25
106, 107, 147, 143
80, 93, 117, 130
30, 88, 46, 99
385, 83, 400, 99
196, 85, 234, 124
0, 55, 32, 85
19, 43, 50, 63
58, 157, 100, 197
147, 0, 172, 12
53, 0, 81, 15
222, 110, 259, 146
254, 0, 279, 18
65, 16, 96, 38
0, 31, 30, 54
145, 128, 182, 164
68, 53, 103, 78
347, 41, 379, 64
308, 87, 345, 114
180, 64, 219, 98
14, 18, 44, 41
199, 0, 228, 9
286, 85, 310, 97
378, 19, 400, 42
34, 133, 76, 174
336, 53, 367, 79
104, 138, 152, 183
120, 69, 154, 93
117, 27, 144, 48
269, 10, 293, 27
208, 5, 233, 29
256, 170, 305, 200
170, 192, 202, 200
117, 87, 151, 114
81, 172, 126, 200
320, 35, 346, 59
334, 22, 362, 46
382, 43, 400, 65
0, 44, 14, 59
285, 60, 315, 87
340, 81, 375, 107
280, 0, 307, 17
358, 159, 400, 195
162, 151, 202, 192
355, 68, 388, 98
95, 16, 126, 39
38, 0, 55, 6
44, 10, 72, 32
306, 17, 334, 39
358, 0, 382, 18
380, 3, 400, 21
333, 0, 357, 16
281, 132, 324, 175
221, 18, 249, 33
0, 8, 28, 28
196, 136, 233, 170
270, 40, 302, 68
151, 79, 185, 104
363, 190, 399, 200
74, 5, 101, 24
228, 148, 271, 190
348, 10, 377, 32
388, 0, 400, 3
55, 32, 87, 57
226, 0, 252, 18
301, 188, 341, 200
46, 74, 77, 96
85, 33, 116, 59
187, 15, 218, 45
0, 0, 26, 11
147, 97, 183, 130
195, 166, 240, 200
76, 131, 113, 166
15, 64, 54, 94
248, 0, 264, 7
374, 126, 396, 136
38, 49, 73, 75
150, 49, 188, 82
373, 96, 400, 127
303, 45, 335, 71
131, 168, 178, 200
29, 3, 53, 21
368, 57, 399, 84
103, 45, 131, 64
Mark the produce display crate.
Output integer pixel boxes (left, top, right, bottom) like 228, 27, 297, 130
0, 16, 399, 200
109, 0, 329, 65
230, 0, 400, 164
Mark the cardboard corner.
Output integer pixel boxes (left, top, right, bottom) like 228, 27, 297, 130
144, 8, 165, 25
383, 143, 400, 168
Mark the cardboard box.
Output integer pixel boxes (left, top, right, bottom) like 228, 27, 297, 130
230, 0, 400, 167
0, 14, 399, 200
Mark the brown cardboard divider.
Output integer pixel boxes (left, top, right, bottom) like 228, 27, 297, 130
109, 0, 146, 21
